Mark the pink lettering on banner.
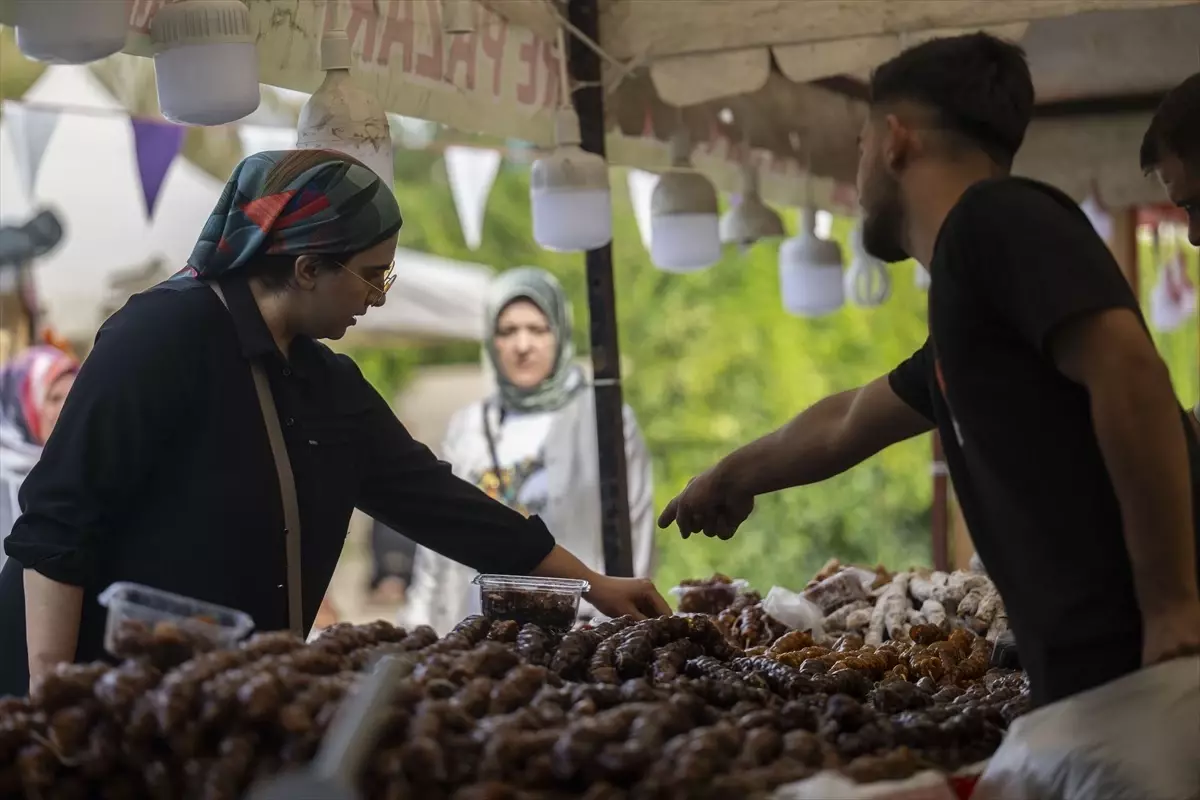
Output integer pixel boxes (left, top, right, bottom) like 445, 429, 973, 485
130, 0, 165, 34
515, 30, 539, 106
376, 1, 416, 71
478, 15, 508, 98
445, 27, 478, 91
343, 0, 382, 63
413, 0, 445, 82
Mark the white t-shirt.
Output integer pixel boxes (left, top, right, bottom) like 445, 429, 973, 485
461, 409, 554, 616
472, 410, 555, 518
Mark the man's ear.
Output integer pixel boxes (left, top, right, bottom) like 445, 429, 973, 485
883, 113, 915, 174
293, 255, 323, 290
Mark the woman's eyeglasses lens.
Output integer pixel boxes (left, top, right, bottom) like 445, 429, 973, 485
331, 259, 395, 307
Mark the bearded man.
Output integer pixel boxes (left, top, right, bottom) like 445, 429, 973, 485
660, 33, 1200, 710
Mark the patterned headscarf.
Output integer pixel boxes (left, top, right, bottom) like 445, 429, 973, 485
485, 268, 584, 413
185, 150, 402, 278
0, 345, 79, 446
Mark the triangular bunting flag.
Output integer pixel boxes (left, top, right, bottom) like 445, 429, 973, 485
2, 100, 61, 201
627, 169, 657, 252
131, 118, 186, 219
444, 145, 502, 250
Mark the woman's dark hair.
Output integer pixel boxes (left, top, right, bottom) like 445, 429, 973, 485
244, 149, 371, 290
868, 32, 1035, 169
1141, 72, 1200, 173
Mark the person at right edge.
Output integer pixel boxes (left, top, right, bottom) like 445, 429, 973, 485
1141, 71, 1200, 439
660, 33, 1200, 712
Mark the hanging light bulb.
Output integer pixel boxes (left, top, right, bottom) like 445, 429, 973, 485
1079, 191, 1114, 243
844, 221, 891, 308
150, 0, 260, 126
442, 0, 476, 34
914, 263, 932, 291
529, 29, 612, 252
297, 28, 394, 188
779, 204, 844, 317
16, 0, 129, 64
651, 130, 720, 272
719, 159, 785, 248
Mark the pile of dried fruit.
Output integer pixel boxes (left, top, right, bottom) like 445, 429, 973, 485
1, 596, 1029, 800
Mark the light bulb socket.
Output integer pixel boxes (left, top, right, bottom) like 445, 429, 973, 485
150, 0, 253, 50
553, 107, 582, 147
441, 0, 476, 34
321, 28, 353, 70
530, 145, 610, 193
720, 195, 785, 246
652, 170, 718, 217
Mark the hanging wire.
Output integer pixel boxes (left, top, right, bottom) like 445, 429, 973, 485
538, 0, 643, 95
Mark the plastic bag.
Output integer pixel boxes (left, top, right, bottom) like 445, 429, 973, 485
762, 586, 825, 639
803, 570, 869, 613
973, 656, 1200, 800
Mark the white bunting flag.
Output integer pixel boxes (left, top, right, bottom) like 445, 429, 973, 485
2, 100, 61, 201
626, 169, 658, 252
444, 145, 502, 250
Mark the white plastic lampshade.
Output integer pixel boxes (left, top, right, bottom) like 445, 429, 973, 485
297, 28, 394, 189
650, 132, 720, 272
719, 161, 785, 248
915, 264, 932, 291
779, 206, 845, 317
442, 0, 476, 34
150, 0, 260, 126
844, 222, 891, 307
652, 214, 721, 273
530, 108, 612, 252
16, 0, 129, 64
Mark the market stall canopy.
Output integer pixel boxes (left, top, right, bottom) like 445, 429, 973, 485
22, 0, 1192, 211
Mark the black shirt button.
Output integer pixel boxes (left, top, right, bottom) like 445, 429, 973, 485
286, 417, 295, 427
282, 367, 292, 377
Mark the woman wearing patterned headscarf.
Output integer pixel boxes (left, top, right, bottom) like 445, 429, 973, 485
0, 345, 79, 567
0, 150, 667, 696
402, 268, 655, 633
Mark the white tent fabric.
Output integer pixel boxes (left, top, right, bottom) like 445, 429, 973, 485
352, 248, 493, 342
0, 66, 493, 344
0, 65, 222, 343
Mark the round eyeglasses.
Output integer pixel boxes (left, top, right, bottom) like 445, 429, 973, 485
331, 259, 396, 307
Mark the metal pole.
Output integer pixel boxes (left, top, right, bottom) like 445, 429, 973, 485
566, 0, 634, 577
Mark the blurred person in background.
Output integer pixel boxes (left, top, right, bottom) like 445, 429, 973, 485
367, 517, 417, 606
403, 268, 655, 633
0, 344, 79, 568
1141, 71, 1200, 436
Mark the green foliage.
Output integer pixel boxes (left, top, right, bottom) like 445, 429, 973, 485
1138, 238, 1199, 410
388, 150, 935, 592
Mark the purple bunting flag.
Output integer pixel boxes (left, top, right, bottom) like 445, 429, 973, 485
131, 118, 186, 219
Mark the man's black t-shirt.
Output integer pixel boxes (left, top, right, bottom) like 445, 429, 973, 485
888, 177, 1200, 707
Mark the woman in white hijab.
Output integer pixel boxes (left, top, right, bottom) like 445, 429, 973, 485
403, 268, 655, 632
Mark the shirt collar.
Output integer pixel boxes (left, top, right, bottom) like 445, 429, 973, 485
216, 272, 318, 379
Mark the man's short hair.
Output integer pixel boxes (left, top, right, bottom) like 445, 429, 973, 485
1141, 72, 1200, 173
869, 32, 1035, 169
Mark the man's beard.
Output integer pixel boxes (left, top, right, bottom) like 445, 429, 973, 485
861, 180, 910, 264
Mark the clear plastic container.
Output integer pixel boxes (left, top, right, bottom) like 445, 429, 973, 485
97, 582, 255, 657
472, 574, 589, 632
669, 577, 749, 614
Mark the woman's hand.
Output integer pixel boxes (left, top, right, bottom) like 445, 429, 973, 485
532, 544, 672, 620
584, 575, 671, 620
